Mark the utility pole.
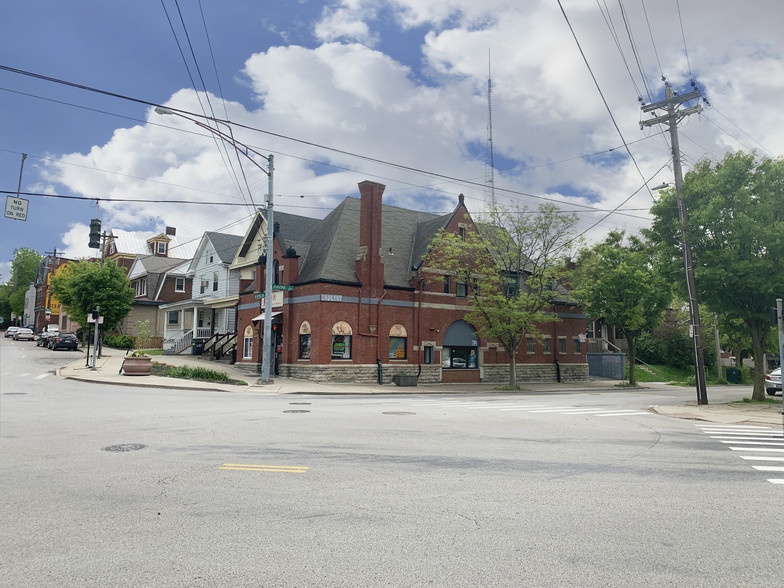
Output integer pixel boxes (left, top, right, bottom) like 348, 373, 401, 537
642, 84, 708, 405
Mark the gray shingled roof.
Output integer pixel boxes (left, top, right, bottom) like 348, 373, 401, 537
205, 232, 244, 264
291, 197, 444, 288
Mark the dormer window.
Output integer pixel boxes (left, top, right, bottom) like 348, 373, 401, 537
156, 242, 167, 255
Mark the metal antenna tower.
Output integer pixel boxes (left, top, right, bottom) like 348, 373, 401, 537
484, 52, 496, 211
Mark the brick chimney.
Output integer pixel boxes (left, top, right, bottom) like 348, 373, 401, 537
356, 180, 385, 295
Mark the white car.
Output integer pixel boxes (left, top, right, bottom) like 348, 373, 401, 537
4, 326, 20, 338
13, 327, 35, 341
765, 368, 782, 396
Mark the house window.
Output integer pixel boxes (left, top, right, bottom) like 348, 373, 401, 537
331, 321, 353, 360
573, 337, 581, 353
459, 225, 466, 241
456, 281, 467, 297
423, 345, 434, 364
243, 336, 253, 359
168, 310, 180, 325
299, 321, 311, 359
526, 336, 534, 353
558, 337, 567, 354
212, 272, 219, 292
175, 277, 185, 292
209, 255, 214, 263
135, 279, 147, 297
389, 324, 407, 360
156, 241, 167, 255
443, 275, 451, 294
200, 279, 209, 295
506, 278, 518, 297
273, 260, 280, 285
543, 337, 551, 354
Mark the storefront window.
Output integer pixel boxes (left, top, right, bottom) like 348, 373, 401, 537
442, 346, 478, 368
389, 337, 406, 359
331, 335, 351, 359
299, 334, 311, 359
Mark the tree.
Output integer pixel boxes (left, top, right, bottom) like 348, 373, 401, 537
426, 203, 578, 389
7, 248, 42, 320
646, 151, 784, 400
573, 231, 671, 385
50, 260, 134, 331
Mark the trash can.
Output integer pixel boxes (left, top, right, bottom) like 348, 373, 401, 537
191, 339, 204, 356
726, 367, 741, 384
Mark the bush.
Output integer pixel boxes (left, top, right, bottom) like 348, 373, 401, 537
104, 334, 134, 349
166, 366, 230, 381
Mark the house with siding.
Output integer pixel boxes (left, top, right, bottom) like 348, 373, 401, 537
160, 231, 244, 355
121, 255, 192, 339
233, 180, 588, 384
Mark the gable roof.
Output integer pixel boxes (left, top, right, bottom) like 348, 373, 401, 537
108, 229, 198, 259
205, 232, 244, 264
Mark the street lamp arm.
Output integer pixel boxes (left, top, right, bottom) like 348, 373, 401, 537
155, 107, 270, 176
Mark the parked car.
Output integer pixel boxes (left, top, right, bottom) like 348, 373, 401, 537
765, 367, 782, 396
37, 331, 56, 347
49, 332, 79, 351
4, 326, 20, 338
13, 327, 35, 341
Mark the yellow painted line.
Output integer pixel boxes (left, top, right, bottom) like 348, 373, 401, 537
220, 463, 309, 473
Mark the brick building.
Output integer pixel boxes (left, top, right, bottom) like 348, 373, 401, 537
234, 181, 588, 384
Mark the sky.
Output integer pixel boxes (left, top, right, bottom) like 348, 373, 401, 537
2, 0, 783, 284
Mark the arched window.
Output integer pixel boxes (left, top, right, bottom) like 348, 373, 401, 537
299, 321, 311, 360
273, 260, 280, 285
389, 324, 407, 360
442, 320, 478, 369
331, 321, 352, 359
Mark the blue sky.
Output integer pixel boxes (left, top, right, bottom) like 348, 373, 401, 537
2, 0, 783, 283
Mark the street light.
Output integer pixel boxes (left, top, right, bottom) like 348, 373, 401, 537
155, 106, 277, 384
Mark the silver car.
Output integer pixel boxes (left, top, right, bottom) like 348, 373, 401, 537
13, 327, 35, 341
765, 368, 781, 396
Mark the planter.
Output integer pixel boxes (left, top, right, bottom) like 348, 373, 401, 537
121, 356, 152, 376
393, 374, 418, 387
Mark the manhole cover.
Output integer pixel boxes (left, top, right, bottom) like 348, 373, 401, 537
289, 402, 311, 405
3, 392, 27, 395
383, 411, 416, 416
283, 409, 311, 414
102, 444, 147, 452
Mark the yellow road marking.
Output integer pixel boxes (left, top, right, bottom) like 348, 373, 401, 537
220, 463, 309, 473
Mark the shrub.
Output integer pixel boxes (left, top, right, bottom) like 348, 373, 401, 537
104, 334, 134, 349
166, 366, 230, 381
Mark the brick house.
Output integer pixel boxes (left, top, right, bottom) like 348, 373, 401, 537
234, 180, 588, 384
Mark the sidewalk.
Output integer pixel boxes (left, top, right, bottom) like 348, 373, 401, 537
57, 350, 784, 427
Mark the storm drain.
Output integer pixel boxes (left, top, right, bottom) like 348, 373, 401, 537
283, 409, 311, 413
101, 443, 147, 453
383, 411, 416, 416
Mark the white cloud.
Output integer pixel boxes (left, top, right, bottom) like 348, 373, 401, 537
39, 0, 784, 253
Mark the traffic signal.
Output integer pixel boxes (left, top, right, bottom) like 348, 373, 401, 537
89, 218, 102, 249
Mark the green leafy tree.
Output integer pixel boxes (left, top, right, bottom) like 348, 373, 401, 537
573, 231, 671, 385
7, 248, 42, 319
646, 151, 784, 400
51, 260, 134, 331
426, 203, 578, 389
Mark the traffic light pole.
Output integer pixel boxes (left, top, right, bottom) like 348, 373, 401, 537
91, 306, 100, 370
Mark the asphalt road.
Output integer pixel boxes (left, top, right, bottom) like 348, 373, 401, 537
1, 337, 781, 587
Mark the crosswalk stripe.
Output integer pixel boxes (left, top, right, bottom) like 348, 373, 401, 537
729, 447, 784, 452
35, 373, 49, 380
597, 412, 651, 416
720, 440, 784, 446
752, 466, 784, 472
702, 430, 782, 435
740, 456, 784, 462
220, 463, 308, 473
768, 479, 784, 484
710, 436, 784, 441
